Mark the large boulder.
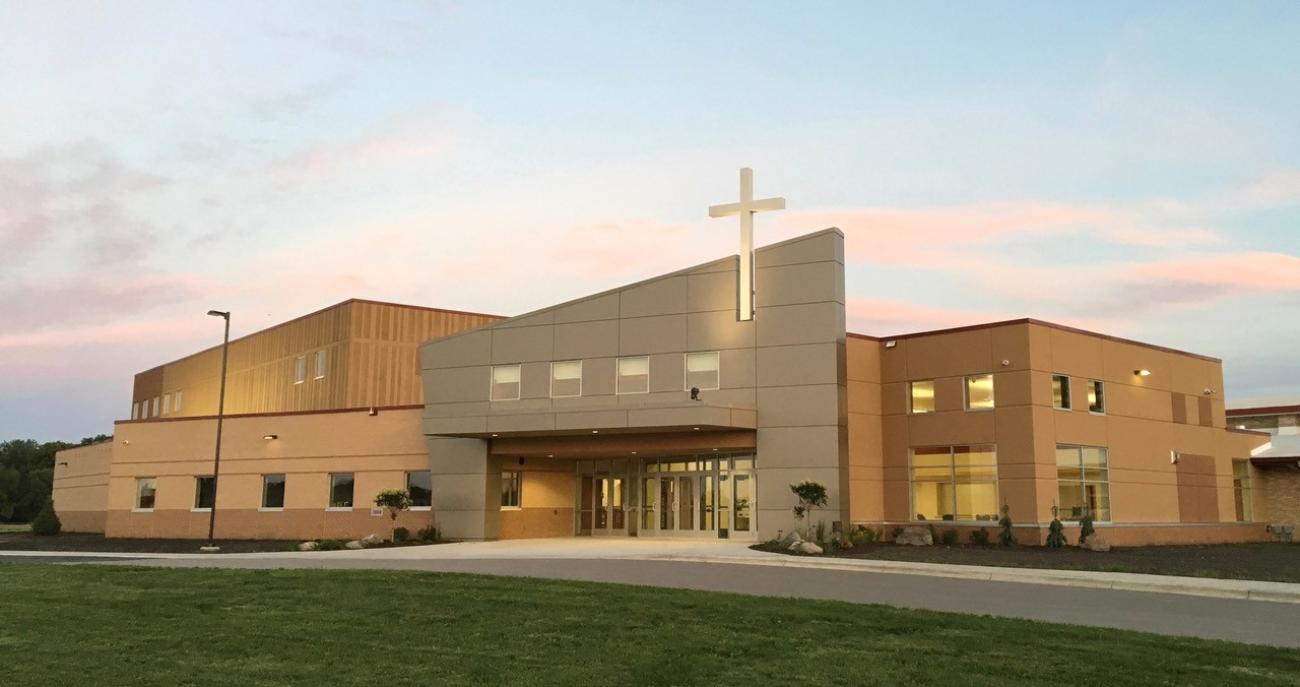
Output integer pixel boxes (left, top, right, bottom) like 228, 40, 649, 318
1083, 535, 1111, 552
895, 526, 934, 547
297, 541, 319, 552
360, 533, 383, 547
779, 530, 803, 550
345, 540, 365, 550
794, 541, 823, 555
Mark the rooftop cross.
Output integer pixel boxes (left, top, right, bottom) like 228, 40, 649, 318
708, 167, 785, 321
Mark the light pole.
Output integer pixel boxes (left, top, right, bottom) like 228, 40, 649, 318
202, 309, 230, 553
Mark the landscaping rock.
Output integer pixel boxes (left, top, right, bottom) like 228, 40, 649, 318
895, 526, 933, 546
297, 541, 319, 552
360, 533, 383, 547
345, 540, 364, 550
1268, 524, 1294, 543
1083, 534, 1111, 552
779, 530, 803, 549
794, 541, 823, 555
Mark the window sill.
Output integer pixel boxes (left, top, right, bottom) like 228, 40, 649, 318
1053, 406, 1072, 412
132, 508, 154, 513
191, 508, 212, 513
615, 389, 650, 396
314, 376, 325, 381
325, 507, 353, 512
500, 506, 522, 511
409, 506, 432, 512
1089, 411, 1107, 416
258, 507, 284, 512
963, 407, 996, 412
550, 394, 582, 399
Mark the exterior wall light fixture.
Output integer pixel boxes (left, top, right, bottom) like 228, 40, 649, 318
1135, 369, 1152, 377
262, 434, 278, 441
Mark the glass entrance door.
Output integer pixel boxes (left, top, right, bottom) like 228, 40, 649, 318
577, 454, 755, 539
579, 463, 628, 536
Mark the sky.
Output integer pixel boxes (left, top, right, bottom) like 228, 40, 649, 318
2, 1, 1299, 441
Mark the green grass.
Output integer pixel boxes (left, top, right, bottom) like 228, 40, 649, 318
1, 565, 1297, 686
0, 523, 30, 534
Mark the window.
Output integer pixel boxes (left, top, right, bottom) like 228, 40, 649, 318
162, 393, 172, 415
685, 351, 720, 391
910, 445, 998, 521
909, 381, 935, 414
135, 478, 156, 510
328, 473, 354, 509
262, 474, 286, 509
491, 364, 521, 401
1088, 380, 1105, 414
194, 476, 215, 510
551, 360, 582, 398
964, 374, 995, 410
173, 390, 182, 413
406, 471, 432, 509
1056, 445, 1111, 521
1052, 375, 1071, 410
1233, 460, 1253, 522
294, 356, 306, 384
132, 402, 140, 420
617, 356, 649, 394
314, 350, 327, 380
152, 397, 160, 417
501, 471, 521, 509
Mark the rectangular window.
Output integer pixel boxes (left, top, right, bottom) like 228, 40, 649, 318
194, 476, 215, 510
550, 360, 582, 398
328, 473, 354, 509
964, 374, 995, 410
1088, 380, 1105, 414
406, 471, 432, 508
909, 445, 999, 522
1233, 460, 1253, 522
685, 351, 720, 391
491, 364, 521, 401
152, 397, 160, 417
173, 390, 182, 413
617, 356, 650, 394
132, 402, 140, 420
294, 356, 306, 384
162, 393, 172, 415
1052, 374, 1071, 410
909, 380, 935, 414
135, 478, 156, 510
314, 350, 327, 380
1056, 445, 1111, 521
262, 474, 286, 509
501, 471, 521, 509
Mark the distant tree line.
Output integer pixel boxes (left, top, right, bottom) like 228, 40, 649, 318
0, 435, 111, 522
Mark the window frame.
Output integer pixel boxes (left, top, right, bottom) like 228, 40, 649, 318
963, 374, 996, 411
490, 364, 522, 401
1087, 379, 1106, 414
294, 356, 307, 384
152, 397, 160, 417
907, 445, 1000, 523
162, 392, 172, 416
134, 477, 157, 512
261, 474, 286, 511
192, 475, 216, 512
616, 356, 650, 395
173, 390, 183, 414
683, 351, 721, 392
406, 470, 433, 511
1055, 444, 1112, 523
132, 402, 140, 420
314, 350, 327, 380
908, 380, 935, 414
1051, 374, 1072, 411
326, 472, 355, 510
501, 470, 522, 510
549, 360, 583, 398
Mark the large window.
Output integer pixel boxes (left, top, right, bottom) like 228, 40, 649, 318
407, 471, 432, 509
132, 402, 140, 420
617, 356, 649, 394
685, 352, 720, 391
135, 478, 156, 511
1056, 445, 1111, 521
501, 471, 522, 509
193, 476, 215, 510
173, 390, 183, 413
909, 380, 934, 414
1233, 459, 1253, 522
328, 473, 354, 509
910, 445, 998, 521
152, 397, 160, 417
314, 350, 327, 380
964, 374, 995, 410
262, 474, 286, 509
1087, 380, 1105, 414
551, 360, 582, 398
163, 392, 172, 415
1052, 374, 1071, 410
491, 364, 521, 401
294, 356, 306, 384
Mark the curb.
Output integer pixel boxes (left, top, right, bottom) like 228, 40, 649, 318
642, 554, 1300, 604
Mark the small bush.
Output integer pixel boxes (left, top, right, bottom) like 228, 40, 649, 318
890, 526, 904, 541
814, 520, 827, 544
997, 505, 1015, 546
927, 523, 939, 544
1078, 511, 1096, 546
31, 500, 61, 537
851, 525, 880, 547
416, 525, 438, 543
940, 528, 959, 546
393, 527, 410, 543
969, 527, 991, 546
316, 539, 347, 551
1046, 506, 1066, 548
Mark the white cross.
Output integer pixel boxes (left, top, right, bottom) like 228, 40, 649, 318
708, 167, 785, 321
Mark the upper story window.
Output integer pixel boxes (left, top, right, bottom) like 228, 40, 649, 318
1056, 445, 1110, 521
551, 361, 582, 398
314, 350, 327, 380
1087, 380, 1105, 414
964, 374, 995, 411
617, 356, 650, 395
132, 402, 140, 420
909, 381, 935, 414
135, 478, 157, 511
685, 352, 720, 391
162, 393, 172, 415
173, 390, 183, 413
491, 364, 521, 401
294, 356, 307, 384
1052, 374, 1071, 410
151, 396, 160, 418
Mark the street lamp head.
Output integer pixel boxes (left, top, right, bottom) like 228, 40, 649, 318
207, 310, 230, 319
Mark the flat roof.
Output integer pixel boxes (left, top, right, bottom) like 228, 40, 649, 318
1227, 404, 1300, 417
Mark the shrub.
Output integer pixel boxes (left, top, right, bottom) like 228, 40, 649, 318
316, 539, 346, 551
927, 523, 939, 544
997, 505, 1015, 546
814, 520, 827, 545
890, 526, 904, 541
31, 500, 61, 536
851, 525, 880, 547
416, 525, 438, 543
1078, 511, 1096, 546
393, 527, 410, 543
940, 528, 959, 546
1046, 506, 1066, 548
969, 527, 991, 546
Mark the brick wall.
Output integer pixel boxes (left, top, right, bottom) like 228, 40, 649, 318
1256, 468, 1300, 526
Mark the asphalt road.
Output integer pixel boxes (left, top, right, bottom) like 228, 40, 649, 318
36, 554, 1293, 649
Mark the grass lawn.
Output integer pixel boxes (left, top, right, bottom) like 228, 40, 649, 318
0, 523, 30, 534
1, 565, 1297, 686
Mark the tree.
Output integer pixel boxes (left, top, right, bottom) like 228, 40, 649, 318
0, 435, 111, 523
790, 481, 828, 539
374, 489, 412, 542
31, 499, 61, 536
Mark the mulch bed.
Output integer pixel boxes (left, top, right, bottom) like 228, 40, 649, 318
0, 533, 298, 554
753, 542, 1300, 584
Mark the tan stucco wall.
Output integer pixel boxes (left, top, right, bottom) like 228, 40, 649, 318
52, 441, 112, 533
